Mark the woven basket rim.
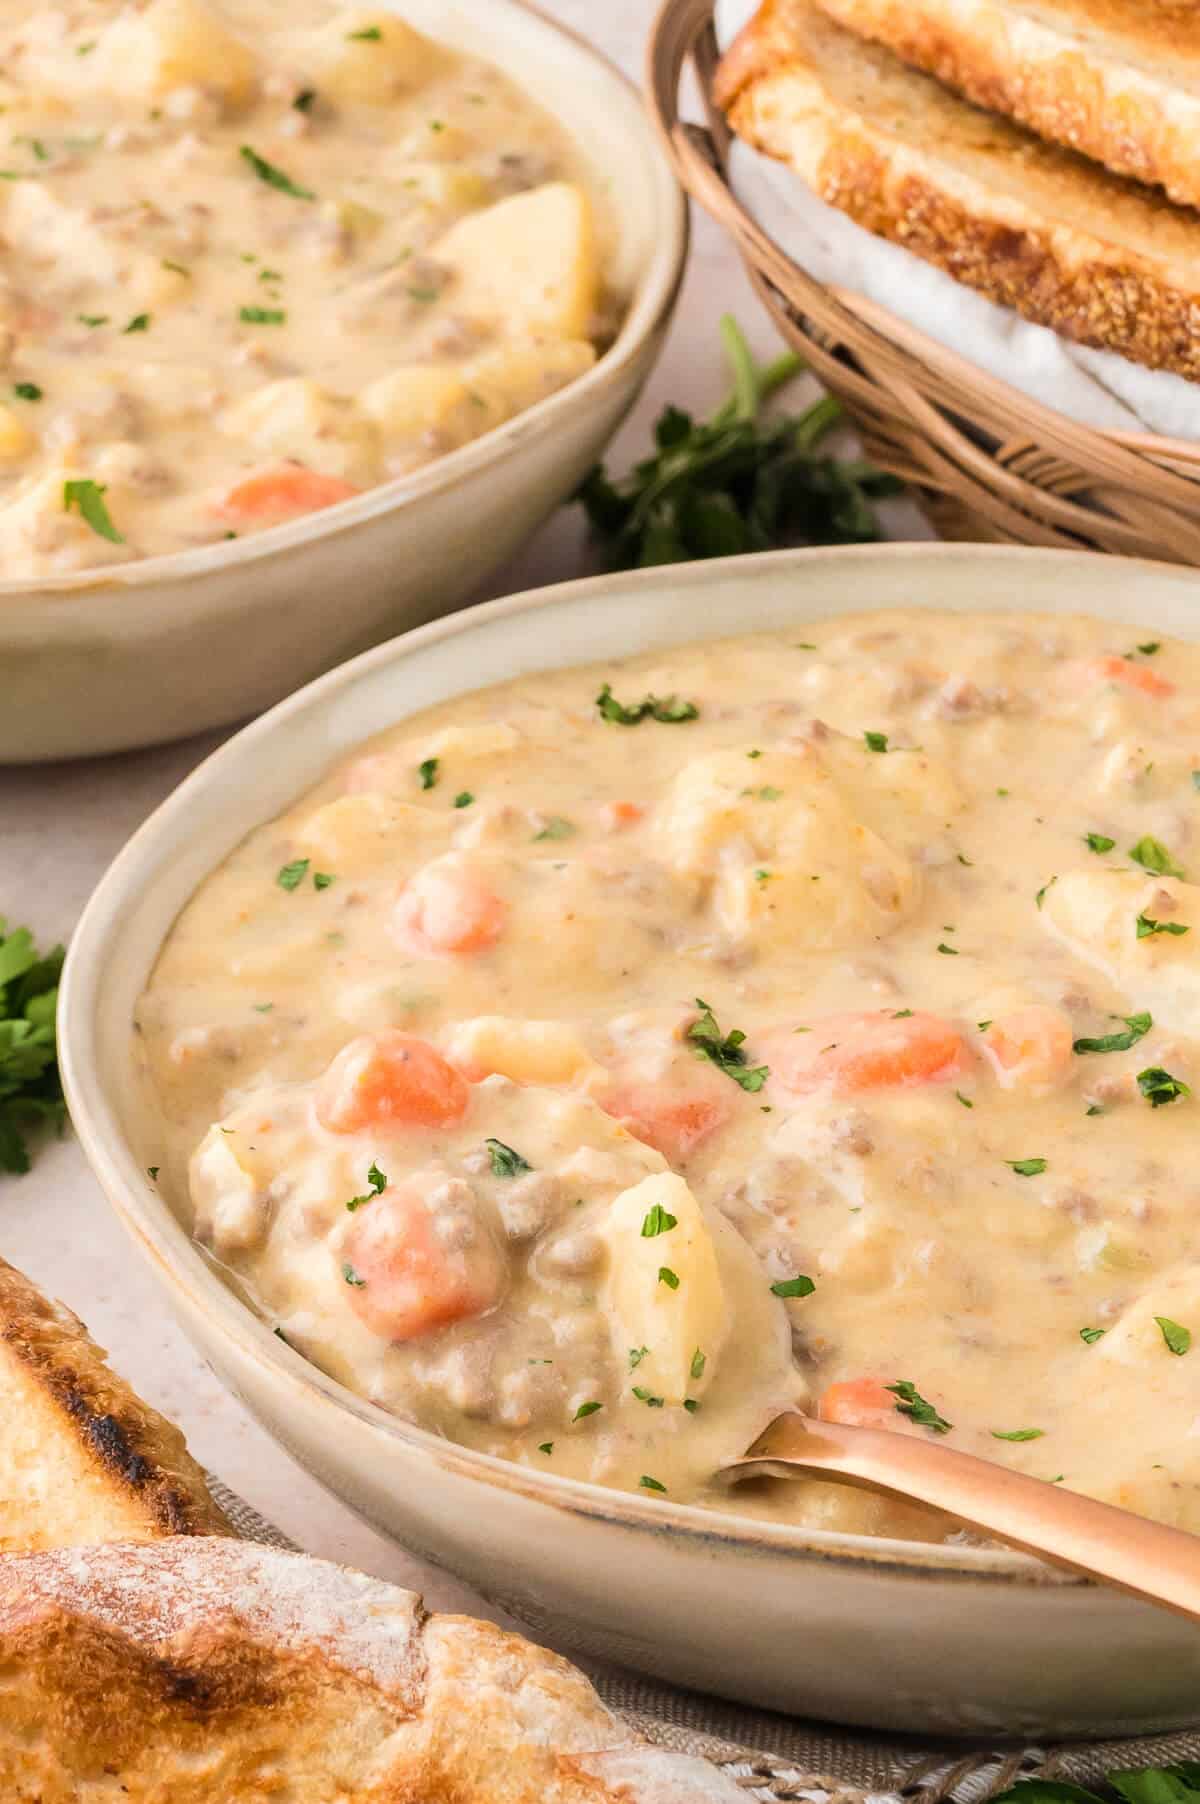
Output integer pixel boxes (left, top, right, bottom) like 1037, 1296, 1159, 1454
644, 0, 1200, 473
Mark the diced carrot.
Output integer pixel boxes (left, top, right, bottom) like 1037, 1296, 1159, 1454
393, 855, 506, 958
344, 1176, 503, 1342
818, 1378, 897, 1428
601, 801, 645, 830
215, 466, 361, 523
981, 1007, 1074, 1094
767, 1010, 971, 1098
317, 1031, 470, 1134
604, 1088, 730, 1165
1087, 656, 1175, 700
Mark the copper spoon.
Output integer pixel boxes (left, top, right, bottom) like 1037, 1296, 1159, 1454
724, 1412, 1200, 1624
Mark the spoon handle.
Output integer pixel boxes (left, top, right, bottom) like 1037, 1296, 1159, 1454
732, 1413, 1200, 1624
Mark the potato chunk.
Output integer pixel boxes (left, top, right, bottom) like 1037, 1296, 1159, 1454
1042, 869, 1200, 1034
433, 184, 598, 340
95, 0, 259, 107
444, 1017, 605, 1091
220, 379, 377, 485
306, 11, 446, 106
601, 1174, 729, 1405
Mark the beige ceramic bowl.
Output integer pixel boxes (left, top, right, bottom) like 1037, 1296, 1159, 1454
61, 546, 1200, 1737
0, 0, 686, 764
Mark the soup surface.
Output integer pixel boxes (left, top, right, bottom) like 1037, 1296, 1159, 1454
137, 610, 1200, 1538
0, 1, 612, 574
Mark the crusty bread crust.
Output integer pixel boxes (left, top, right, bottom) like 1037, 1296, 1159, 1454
0, 1539, 743, 1802
715, 0, 1200, 380
811, 0, 1200, 208
0, 1256, 229, 1550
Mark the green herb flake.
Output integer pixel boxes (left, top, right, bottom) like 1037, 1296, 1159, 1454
418, 757, 439, 790
240, 144, 315, 200
683, 1398, 700, 1413
62, 479, 123, 543
771, 1275, 816, 1299
77, 314, 108, 327
863, 730, 889, 753
641, 1202, 677, 1238
1129, 835, 1185, 879
454, 791, 474, 809
294, 88, 317, 112
955, 1090, 974, 1109
1073, 1011, 1152, 1055
276, 858, 310, 891
628, 1346, 649, 1369
1137, 642, 1161, 656
658, 1266, 680, 1290
1138, 1066, 1192, 1108
253, 1002, 274, 1014
887, 1380, 952, 1434
639, 1474, 667, 1493
573, 1400, 602, 1421
688, 996, 768, 1092
1136, 913, 1189, 939
346, 1162, 387, 1212
538, 1441, 554, 1454
936, 942, 959, 956
342, 1261, 366, 1287
991, 1427, 1045, 1441
313, 871, 335, 891
147, 1166, 159, 1181
1079, 1326, 1106, 1344
1035, 877, 1057, 910
162, 259, 191, 277
1156, 1316, 1192, 1356
347, 24, 383, 37
533, 816, 575, 842
1085, 832, 1115, 854
632, 1386, 664, 1408
240, 305, 286, 325
13, 382, 41, 401
1006, 1157, 1047, 1177
595, 683, 699, 726
486, 1137, 532, 1178
123, 312, 151, 333
690, 1348, 706, 1380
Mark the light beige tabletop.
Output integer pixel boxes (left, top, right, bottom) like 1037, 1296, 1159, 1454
0, 0, 923, 1638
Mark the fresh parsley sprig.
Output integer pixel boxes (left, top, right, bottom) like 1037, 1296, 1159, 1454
688, 998, 768, 1093
577, 316, 900, 568
0, 918, 66, 1174
997, 1763, 1200, 1804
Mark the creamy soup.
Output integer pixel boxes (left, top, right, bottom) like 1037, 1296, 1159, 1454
0, 1, 613, 575
136, 611, 1200, 1539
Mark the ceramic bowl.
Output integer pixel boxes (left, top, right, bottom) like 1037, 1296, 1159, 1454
60, 545, 1200, 1737
0, 0, 686, 764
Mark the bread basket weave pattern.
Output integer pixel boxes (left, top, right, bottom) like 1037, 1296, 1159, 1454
646, 0, 1200, 564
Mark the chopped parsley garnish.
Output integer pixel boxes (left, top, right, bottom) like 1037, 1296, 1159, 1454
538, 1441, 554, 1454
78, 314, 108, 327
240, 144, 315, 200
63, 479, 123, 543
276, 858, 310, 891
341, 1261, 366, 1287
688, 997, 768, 1092
577, 315, 898, 568
486, 1138, 531, 1178
1137, 641, 1161, 656
887, 1380, 952, 1434
632, 1386, 664, 1407
863, 730, 888, 753
641, 1202, 677, 1238
1138, 1066, 1191, 1108
1006, 1157, 1047, 1177
936, 941, 958, 955
639, 1474, 667, 1493
258, 268, 284, 285
406, 285, 440, 304
13, 382, 41, 401
294, 89, 317, 112
991, 1427, 1045, 1441
1084, 832, 1115, 854
658, 1266, 680, 1290
1034, 878, 1056, 909
573, 1400, 602, 1421
690, 1347, 706, 1379
1136, 913, 1189, 939
1079, 1326, 1106, 1344
1073, 1011, 1152, 1055
1129, 835, 1185, 878
595, 683, 699, 726
162, 259, 191, 277
1155, 1316, 1192, 1356
0, 917, 66, 1175
240, 306, 286, 325
454, 791, 474, 809
253, 1003, 273, 1013
533, 816, 575, 841
418, 757, 438, 790
123, 313, 150, 333
346, 1162, 387, 1212
348, 24, 383, 38
683, 1398, 700, 1413
757, 785, 783, 801
771, 1275, 815, 1299
147, 1166, 159, 1180
955, 1090, 973, 1109
628, 1346, 649, 1369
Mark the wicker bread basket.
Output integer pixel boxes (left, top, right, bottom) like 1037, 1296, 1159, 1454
646, 0, 1200, 563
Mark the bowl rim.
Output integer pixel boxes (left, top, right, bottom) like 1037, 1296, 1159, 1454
62, 539, 1190, 1592
0, 0, 687, 608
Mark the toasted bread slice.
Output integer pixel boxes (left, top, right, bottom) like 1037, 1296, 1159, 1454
715, 0, 1200, 380
0, 1256, 229, 1551
0, 1539, 743, 1802
810, 0, 1200, 210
